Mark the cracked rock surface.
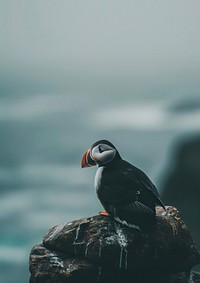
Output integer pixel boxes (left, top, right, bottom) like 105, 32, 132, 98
29, 206, 200, 283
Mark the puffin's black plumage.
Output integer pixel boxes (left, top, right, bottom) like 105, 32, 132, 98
81, 140, 165, 232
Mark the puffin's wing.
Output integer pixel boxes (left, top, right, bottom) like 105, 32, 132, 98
111, 201, 155, 230
121, 161, 165, 209
138, 171, 165, 209
118, 201, 155, 215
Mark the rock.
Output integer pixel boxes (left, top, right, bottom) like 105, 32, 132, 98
162, 136, 200, 250
29, 206, 200, 283
29, 244, 98, 283
29, 244, 197, 283
191, 271, 200, 283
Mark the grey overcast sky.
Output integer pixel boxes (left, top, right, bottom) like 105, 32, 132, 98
1, 0, 200, 97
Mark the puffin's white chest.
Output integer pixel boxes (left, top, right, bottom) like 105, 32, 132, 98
94, 166, 104, 191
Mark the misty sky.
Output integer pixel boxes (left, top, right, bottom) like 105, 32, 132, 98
1, 0, 200, 98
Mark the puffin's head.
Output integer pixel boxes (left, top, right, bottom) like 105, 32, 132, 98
81, 140, 121, 168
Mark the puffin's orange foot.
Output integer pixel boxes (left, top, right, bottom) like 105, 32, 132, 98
99, 211, 110, 216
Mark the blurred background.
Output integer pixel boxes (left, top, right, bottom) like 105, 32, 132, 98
0, 1, 200, 282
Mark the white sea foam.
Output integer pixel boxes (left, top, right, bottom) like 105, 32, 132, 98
93, 100, 200, 131
0, 94, 81, 121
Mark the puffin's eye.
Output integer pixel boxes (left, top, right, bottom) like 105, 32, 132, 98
99, 145, 103, 153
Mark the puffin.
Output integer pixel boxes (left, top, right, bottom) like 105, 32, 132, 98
81, 139, 165, 232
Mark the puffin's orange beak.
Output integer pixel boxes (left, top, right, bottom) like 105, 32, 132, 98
81, 149, 96, 168
81, 150, 89, 168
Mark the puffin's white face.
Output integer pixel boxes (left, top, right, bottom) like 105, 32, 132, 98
81, 139, 120, 168
91, 143, 116, 165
